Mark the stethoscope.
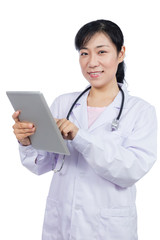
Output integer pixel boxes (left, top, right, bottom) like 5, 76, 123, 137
67, 85, 125, 131
54, 85, 125, 173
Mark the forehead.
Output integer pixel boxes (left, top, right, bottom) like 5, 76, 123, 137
82, 32, 113, 48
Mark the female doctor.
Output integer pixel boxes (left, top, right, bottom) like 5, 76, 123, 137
12, 20, 157, 240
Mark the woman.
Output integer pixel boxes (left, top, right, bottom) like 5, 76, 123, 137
12, 20, 157, 240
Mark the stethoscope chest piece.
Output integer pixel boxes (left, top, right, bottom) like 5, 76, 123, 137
111, 119, 119, 131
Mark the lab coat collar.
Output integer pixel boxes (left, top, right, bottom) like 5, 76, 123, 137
71, 83, 129, 131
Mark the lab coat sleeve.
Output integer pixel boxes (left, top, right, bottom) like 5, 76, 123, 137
72, 105, 157, 188
19, 144, 57, 175
19, 97, 61, 175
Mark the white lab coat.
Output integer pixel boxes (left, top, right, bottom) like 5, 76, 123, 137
19, 84, 157, 240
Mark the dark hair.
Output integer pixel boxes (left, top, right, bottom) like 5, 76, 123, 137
75, 19, 125, 83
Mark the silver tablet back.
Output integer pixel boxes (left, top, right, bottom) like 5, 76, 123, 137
6, 91, 70, 155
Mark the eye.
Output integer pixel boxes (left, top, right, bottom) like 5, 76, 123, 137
80, 52, 88, 56
98, 50, 107, 55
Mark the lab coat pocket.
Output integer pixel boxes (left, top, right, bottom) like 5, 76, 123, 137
42, 197, 59, 239
99, 207, 137, 240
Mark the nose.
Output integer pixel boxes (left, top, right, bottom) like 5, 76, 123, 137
88, 53, 100, 68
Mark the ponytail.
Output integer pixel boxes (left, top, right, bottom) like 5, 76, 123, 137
116, 61, 125, 83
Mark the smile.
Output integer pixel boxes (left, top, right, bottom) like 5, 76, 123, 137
88, 71, 104, 78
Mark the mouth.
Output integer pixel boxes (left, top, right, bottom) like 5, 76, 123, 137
88, 71, 104, 78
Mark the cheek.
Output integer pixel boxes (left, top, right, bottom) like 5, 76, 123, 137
79, 59, 83, 69
104, 56, 119, 70
79, 60, 87, 74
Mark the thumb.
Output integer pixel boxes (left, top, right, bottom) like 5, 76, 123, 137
12, 111, 21, 123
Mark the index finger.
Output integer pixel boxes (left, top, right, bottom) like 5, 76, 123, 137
12, 111, 21, 123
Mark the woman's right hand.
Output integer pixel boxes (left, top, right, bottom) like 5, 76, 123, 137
12, 111, 36, 146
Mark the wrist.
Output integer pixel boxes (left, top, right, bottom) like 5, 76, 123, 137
18, 138, 31, 146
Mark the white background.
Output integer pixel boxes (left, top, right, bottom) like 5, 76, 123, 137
0, 0, 160, 239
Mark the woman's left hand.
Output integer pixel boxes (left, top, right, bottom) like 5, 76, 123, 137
55, 118, 79, 140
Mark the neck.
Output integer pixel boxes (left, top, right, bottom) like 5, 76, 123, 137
87, 80, 120, 107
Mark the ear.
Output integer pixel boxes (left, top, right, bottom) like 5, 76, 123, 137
118, 46, 125, 63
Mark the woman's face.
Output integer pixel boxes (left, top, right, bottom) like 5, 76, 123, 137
79, 32, 125, 89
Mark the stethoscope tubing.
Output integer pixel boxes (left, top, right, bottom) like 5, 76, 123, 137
66, 86, 91, 120
117, 86, 124, 120
67, 85, 124, 124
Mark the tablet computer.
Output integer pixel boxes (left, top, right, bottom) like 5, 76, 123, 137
6, 91, 70, 155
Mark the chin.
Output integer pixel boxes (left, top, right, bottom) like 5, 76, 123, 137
88, 80, 109, 89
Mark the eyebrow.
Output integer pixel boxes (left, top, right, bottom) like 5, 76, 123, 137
96, 45, 110, 48
80, 45, 110, 50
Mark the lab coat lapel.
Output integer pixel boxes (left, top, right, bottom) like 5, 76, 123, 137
89, 84, 129, 132
72, 91, 89, 130
72, 91, 118, 132
88, 103, 116, 132
71, 83, 129, 131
